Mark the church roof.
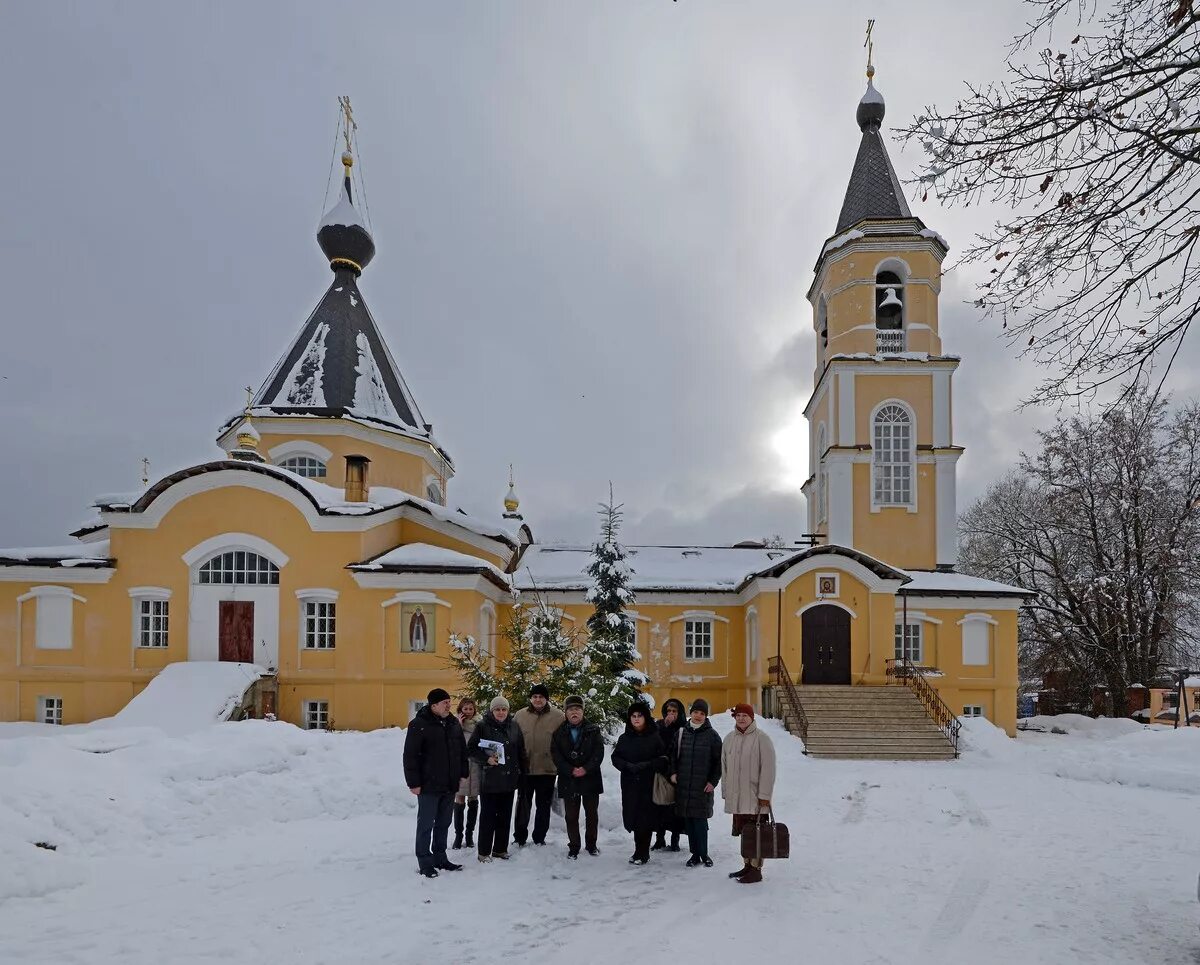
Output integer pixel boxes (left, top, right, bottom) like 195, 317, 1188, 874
834, 75, 912, 233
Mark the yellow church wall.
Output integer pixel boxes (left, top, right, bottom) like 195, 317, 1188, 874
854, 374, 935, 444
849, 463, 938, 570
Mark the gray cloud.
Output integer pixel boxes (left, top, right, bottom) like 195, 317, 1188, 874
1, 2, 1196, 549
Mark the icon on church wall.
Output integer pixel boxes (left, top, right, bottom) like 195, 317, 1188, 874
816, 574, 840, 598
401, 604, 435, 653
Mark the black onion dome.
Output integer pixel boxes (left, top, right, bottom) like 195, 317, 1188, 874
856, 76, 886, 132
317, 177, 375, 274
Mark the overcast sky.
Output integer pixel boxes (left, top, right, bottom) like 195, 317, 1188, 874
3, 1, 1197, 549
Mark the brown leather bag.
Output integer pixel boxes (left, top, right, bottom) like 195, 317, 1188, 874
740, 807, 790, 861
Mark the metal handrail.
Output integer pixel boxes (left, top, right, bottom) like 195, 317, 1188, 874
885, 657, 961, 757
768, 655, 809, 744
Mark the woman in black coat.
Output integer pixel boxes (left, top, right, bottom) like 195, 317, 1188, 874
653, 697, 686, 851
610, 700, 668, 865
671, 698, 722, 868
466, 696, 527, 862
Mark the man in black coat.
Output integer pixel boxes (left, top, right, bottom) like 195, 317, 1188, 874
550, 694, 605, 858
403, 688, 469, 878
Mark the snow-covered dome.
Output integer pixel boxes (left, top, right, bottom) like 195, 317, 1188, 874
317, 178, 375, 274
856, 71, 886, 132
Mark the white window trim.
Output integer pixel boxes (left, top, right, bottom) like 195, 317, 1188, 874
796, 600, 858, 620
895, 610, 942, 625
681, 617, 715, 662
129, 587, 172, 649
382, 592, 452, 610
745, 606, 759, 675
479, 601, 497, 671
297, 589, 339, 651
18, 585, 84, 650
276, 455, 329, 479
182, 533, 289, 569
962, 705, 985, 718
894, 620, 924, 663
668, 610, 731, 625
815, 425, 828, 524
957, 612, 999, 627
959, 613, 994, 667
37, 695, 64, 725
268, 440, 333, 463
303, 699, 330, 731
869, 399, 918, 514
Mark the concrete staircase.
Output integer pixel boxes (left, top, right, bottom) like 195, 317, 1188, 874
793, 685, 957, 761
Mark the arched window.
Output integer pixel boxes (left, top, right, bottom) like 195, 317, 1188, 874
425, 480, 444, 505
198, 551, 280, 585
817, 296, 829, 350
278, 456, 327, 479
872, 404, 913, 506
815, 425, 828, 523
875, 270, 905, 354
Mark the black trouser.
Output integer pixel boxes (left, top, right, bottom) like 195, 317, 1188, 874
633, 829, 653, 861
513, 774, 556, 844
478, 791, 516, 856
415, 790, 454, 871
563, 793, 599, 853
684, 817, 709, 858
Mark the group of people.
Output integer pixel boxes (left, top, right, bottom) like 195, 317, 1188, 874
402, 684, 777, 884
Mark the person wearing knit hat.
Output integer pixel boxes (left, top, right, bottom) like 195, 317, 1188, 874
722, 703, 776, 884
611, 700, 667, 865
652, 698, 687, 852
467, 695, 526, 862
550, 693, 605, 858
671, 697, 722, 868
403, 688, 468, 877
512, 683, 565, 847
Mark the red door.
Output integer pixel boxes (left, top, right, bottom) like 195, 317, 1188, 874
218, 601, 255, 663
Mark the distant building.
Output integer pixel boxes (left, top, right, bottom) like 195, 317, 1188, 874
0, 68, 1030, 737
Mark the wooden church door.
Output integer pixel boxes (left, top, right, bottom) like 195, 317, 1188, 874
801, 604, 851, 685
219, 601, 255, 663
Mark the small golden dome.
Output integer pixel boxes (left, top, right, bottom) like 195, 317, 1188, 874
236, 418, 260, 450
504, 483, 520, 513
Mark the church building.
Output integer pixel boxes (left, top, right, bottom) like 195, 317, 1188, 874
0, 69, 1029, 748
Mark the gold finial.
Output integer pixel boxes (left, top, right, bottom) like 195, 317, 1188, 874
338, 95, 357, 176
244, 385, 254, 414
504, 464, 520, 514
864, 19, 876, 78
141, 457, 150, 487
237, 385, 260, 451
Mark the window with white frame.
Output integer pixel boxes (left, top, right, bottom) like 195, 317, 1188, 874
894, 621, 923, 663
961, 617, 992, 666
408, 699, 425, 723
747, 611, 759, 664
873, 404, 913, 506
425, 480, 444, 505
136, 599, 170, 648
38, 696, 63, 725
198, 551, 279, 585
302, 599, 336, 650
684, 619, 714, 660
278, 455, 327, 478
962, 705, 985, 718
304, 700, 330, 730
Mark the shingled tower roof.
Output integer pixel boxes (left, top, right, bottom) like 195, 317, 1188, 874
834, 71, 912, 233
249, 175, 429, 438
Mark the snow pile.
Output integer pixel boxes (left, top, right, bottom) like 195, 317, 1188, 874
957, 716, 1017, 760
98, 661, 268, 737
1017, 714, 1144, 738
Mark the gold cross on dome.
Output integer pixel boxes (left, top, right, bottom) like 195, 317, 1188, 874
864, 19, 875, 70
338, 95, 357, 155
141, 457, 150, 486
244, 385, 254, 413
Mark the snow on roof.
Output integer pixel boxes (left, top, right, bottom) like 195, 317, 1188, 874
352, 542, 510, 585
514, 543, 803, 592
0, 539, 112, 566
918, 227, 950, 249
318, 182, 366, 231
900, 569, 1031, 597
859, 79, 885, 106
820, 228, 865, 258
829, 352, 962, 363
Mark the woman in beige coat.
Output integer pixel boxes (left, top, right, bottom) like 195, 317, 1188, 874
721, 702, 776, 884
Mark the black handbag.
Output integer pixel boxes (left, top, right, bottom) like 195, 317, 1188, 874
740, 806, 790, 861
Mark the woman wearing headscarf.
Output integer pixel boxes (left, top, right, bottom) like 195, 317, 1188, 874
466, 695, 526, 862
610, 700, 668, 865
653, 697, 686, 851
452, 697, 480, 850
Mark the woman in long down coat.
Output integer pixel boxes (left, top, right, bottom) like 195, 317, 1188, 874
671, 698, 722, 868
610, 700, 668, 865
453, 697, 481, 850
653, 697, 686, 851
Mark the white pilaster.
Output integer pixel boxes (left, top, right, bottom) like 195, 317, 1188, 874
935, 452, 961, 567
837, 370, 856, 447
826, 455, 854, 547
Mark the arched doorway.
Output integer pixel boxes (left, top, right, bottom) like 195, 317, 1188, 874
801, 604, 851, 685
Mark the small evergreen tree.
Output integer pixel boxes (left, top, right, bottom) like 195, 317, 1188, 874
582, 485, 646, 727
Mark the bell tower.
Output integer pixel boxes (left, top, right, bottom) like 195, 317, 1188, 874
802, 54, 963, 572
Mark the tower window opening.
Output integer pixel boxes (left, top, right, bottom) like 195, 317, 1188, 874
875, 270, 905, 354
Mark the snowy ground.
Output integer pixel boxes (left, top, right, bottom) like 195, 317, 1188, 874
2, 712, 1198, 965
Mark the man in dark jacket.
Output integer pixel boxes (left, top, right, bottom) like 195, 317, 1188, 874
550, 694, 605, 858
403, 688, 469, 878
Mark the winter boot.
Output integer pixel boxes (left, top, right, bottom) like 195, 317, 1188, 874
651, 833, 666, 851
465, 799, 478, 849
668, 832, 681, 852
738, 865, 763, 884
728, 861, 752, 880
452, 803, 465, 850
